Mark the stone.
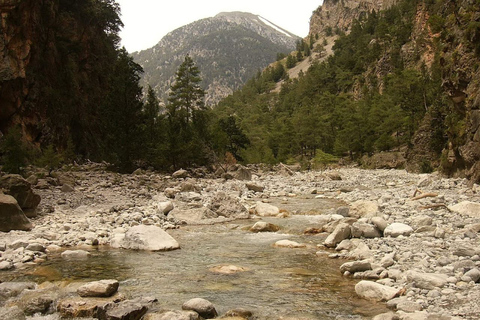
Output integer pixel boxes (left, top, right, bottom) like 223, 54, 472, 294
158, 201, 174, 215
351, 221, 382, 238
61, 250, 91, 259
349, 200, 380, 218
0, 306, 25, 320
234, 167, 252, 181
15, 294, 54, 316
371, 217, 388, 232
324, 223, 351, 248
449, 201, 480, 217
372, 312, 397, 320
144, 310, 199, 320
97, 298, 149, 320
249, 221, 280, 233
254, 202, 280, 217
0, 282, 36, 300
116, 225, 180, 251
452, 245, 477, 257
25, 243, 46, 252
406, 271, 448, 290
209, 265, 249, 274
164, 188, 178, 199
77, 280, 119, 297
0, 261, 14, 270
0, 174, 41, 217
57, 294, 126, 318
274, 240, 306, 248
223, 308, 253, 318
0, 194, 33, 232
384, 223, 414, 237
397, 311, 456, 320
61, 184, 75, 193
464, 268, 480, 282
340, 260, 372, 274
182, 298, 217, 319
327, 171, 342, 180
354, 280, 400, 301
173, 169, 189, 179
208, 192, 249, 219
246, 183, 264, 192
336, 206, 350, 217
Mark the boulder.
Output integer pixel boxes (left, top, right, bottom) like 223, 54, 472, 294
182, 298, 217, 319
349, 200, 380, 218
384, 223, 413, 237
0, 306, 25, 320
324, 223, 351, 248
0, 261, 14, 270
0, 194, 33, 232
0, 174, 41, 217
116, 225, 180, 251
208, 192, 249, 219
172, 169, 189, 179
144, 310, 199, 320
340, 260, 372, 274
371, 217, 388, 232
246, 183, 264, 193
351, 222, 382, 238
254, 202, 280, 217
234, 166, 252, 181
97, 298, 150, 320
61, 250, 91, 260
249, 221, 280, 233
355, 280, 400, 301
464, 268, 480, 283
0, 282, 36, 300
274, 240, 306, 248
449, 201, 480, 217
77, 280, 119, 297
57, 294, 126, 318
406, 271, 448, 290
158, 201, 174, 215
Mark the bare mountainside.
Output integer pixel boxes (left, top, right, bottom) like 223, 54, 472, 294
132, 12, 300, 105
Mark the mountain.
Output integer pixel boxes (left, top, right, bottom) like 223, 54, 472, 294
132, 12, 299, 105
214, 0, 480, 183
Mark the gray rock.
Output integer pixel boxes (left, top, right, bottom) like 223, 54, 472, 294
324, 223, 351, 248
0, 306, 25, 320
61, 184, 75, 193
397, 311, 456, 320
0, 282, 36, 300
0, 261, 14, 270
406, 271, 448, 290
158, 201, 174, 215
355, 280, 400, 301
97, 298, 149, 320
372, 217, 388, 232
449, 201, 480, 217
116, 225, 180, 251
208, 192, 249, 219
336, 206, 350, 217
452, 245, 477, 257
274, 240, 306, 248
172, 169, 189, 179
164, 188, 178, 199
464, 268, 480, 282
234, 166, 252, 181
77, 280, 119, 297
25, 243, 46, 252
372, 312, 397, 320
384, 223, 413, 237
349, 200, 380, 218
340, 260, 372, 274
249, 221, 280, 233
0, 194, 33, 232
61, 250, 91, 259
351, 221, 382, 238
254, 202, 280, 217
246, 183, 264, 193
0, 174, 41, 217
57, 294, 126, 318
182, 298, 217, 319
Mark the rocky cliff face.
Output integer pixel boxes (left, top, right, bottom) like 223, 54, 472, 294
133, 12, 299, 106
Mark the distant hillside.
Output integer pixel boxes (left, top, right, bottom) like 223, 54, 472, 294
132, 12, 299, 105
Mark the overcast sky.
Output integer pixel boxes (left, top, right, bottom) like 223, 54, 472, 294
116, 0, 323, 53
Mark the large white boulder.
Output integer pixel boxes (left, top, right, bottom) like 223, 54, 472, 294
449, 201, 480, 217
355, 280, 400, 301
255, 202, 280, 217
114, 225, 180, 251
384, 223, 413, 237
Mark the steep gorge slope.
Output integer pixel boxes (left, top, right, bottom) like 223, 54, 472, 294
133, 12, 299, 105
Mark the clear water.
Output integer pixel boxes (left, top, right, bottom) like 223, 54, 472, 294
2, 216, 389, 319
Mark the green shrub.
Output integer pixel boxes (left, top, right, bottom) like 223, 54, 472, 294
0, 127, 28, 174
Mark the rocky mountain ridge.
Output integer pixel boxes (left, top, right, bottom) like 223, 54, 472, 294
133, 11, 299, 105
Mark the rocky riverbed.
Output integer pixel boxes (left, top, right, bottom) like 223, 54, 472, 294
0, 163, 479, 319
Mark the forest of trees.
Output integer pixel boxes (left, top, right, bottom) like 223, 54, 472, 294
1, 0, 479, 177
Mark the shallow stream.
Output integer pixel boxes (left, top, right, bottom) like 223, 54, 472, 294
2, 215, 390, 319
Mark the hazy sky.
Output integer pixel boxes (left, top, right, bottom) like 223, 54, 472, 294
116, 0, 323, 52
